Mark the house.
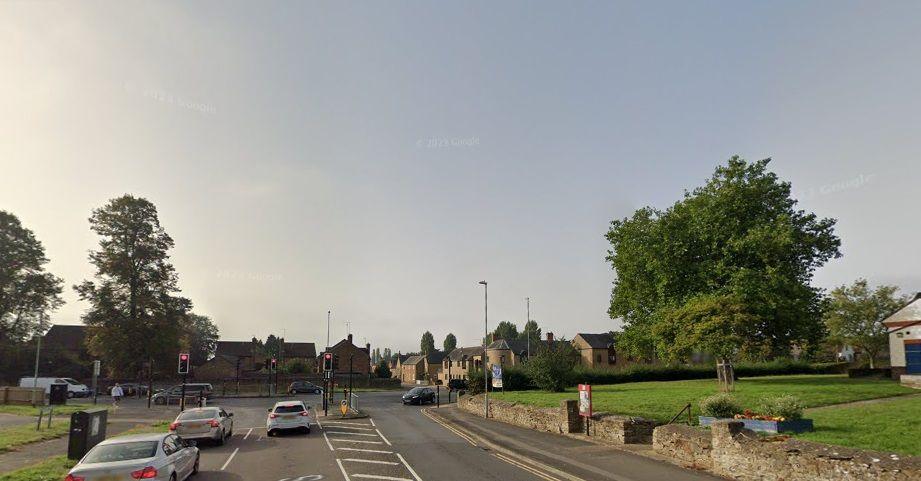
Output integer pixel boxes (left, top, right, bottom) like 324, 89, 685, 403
439, 346, 485, 384
193, 354, 239, 379
282, 342, 316, 371
317, 334, 371, 375
390, 354, 410, 379
43, 324, 88, 356
214, 340, 265, 372
572, 333, 618, 369
486, 332, 562, 368
399, 351, 446, 384
884, 293, 921, 378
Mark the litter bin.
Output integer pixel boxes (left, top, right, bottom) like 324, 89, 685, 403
68, 408, 108, 460
50, 383, 68, 405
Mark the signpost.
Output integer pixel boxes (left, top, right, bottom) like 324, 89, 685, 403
578, 384, 592, 435
178, 353, 190, 411
491, 364, 503, 390
92, 360, 101, 405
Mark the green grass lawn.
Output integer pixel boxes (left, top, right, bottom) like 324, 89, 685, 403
0, 422, 71, 453
798, 396, 921, 455
0, 404, 88, 417
0, 455, 75, 481
490, 375, 914, 423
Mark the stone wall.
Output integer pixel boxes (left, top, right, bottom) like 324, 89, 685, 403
653, 420, 921, 481
459, 394, 653, 443
0, 387, 44, 405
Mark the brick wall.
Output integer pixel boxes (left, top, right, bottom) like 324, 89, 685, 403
654, 420, 921, 481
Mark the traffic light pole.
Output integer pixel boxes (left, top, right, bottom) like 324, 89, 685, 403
179, 372, 187, 411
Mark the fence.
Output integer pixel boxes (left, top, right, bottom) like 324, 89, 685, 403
1, 387, 44, 405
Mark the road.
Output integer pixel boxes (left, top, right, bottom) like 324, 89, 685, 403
187, 391, 717, 481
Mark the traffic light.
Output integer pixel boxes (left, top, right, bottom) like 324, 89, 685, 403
178, 353, 190, 375
270, 358, 277, 372
323, 352, 333, 372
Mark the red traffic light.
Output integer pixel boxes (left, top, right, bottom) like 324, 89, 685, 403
180, 354, 189, 360
325, 353, 332, 360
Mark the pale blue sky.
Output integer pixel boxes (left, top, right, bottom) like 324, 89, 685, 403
2, 1, 919, 353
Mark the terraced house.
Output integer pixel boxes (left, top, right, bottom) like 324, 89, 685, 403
438, 346, 485, 384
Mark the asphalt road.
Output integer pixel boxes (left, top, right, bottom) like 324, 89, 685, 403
189, 391, 535, 481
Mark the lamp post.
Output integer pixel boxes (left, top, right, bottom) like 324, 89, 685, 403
525, 297, 530, 360
478, 280, 488, 418
326, 310, 331, 351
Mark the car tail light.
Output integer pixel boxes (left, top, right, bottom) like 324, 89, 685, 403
269, 413, 278, 418
130, 466, 158, 479
299, 411, 310, 416
209, 419, 221, 427
169, 422, 180, 430
64, 475, 85, 481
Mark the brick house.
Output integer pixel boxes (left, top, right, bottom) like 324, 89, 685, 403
390, 354, 410, 379
317, 334, 371, 375
486, 332, 563, 368
438, 346, 484, 384
399, 351, 447, 384
282, 342, 317, 372
214, 340, 265, 373
572, 333, 618, 369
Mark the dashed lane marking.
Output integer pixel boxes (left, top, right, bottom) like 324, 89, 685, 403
325, 431, 380, 437
336, 447, 394, 454
375, 429, 392, 446
342, 459, 400, 466
221, 448, 239, 471
352, 475, 412, 481
329, 439, 384, 444
243, 428, 253, 440
396, 453, 422, 481
336, 459, 351, 481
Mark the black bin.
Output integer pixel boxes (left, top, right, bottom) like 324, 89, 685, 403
49, 383, 68, 405
68, 408, 108, 460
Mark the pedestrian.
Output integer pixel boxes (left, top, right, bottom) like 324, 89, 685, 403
111, 383, 124, 408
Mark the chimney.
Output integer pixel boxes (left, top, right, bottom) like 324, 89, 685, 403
347, 333, 353, 344
546, 332, 554, 342
366, 343, 371, 353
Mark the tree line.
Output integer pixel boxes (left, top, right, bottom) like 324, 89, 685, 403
0, 195, 219, 381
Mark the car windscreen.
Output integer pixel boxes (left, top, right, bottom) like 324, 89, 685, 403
407, 388, 425, 394
62, 378, 80, 385
83, 441, 158, 463
274, 404, 305, 413
178, 410, 218, 421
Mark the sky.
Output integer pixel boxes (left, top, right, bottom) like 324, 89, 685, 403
2, 1, 920, 354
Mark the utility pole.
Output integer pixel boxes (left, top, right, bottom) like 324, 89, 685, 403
327, 310, 331, 351
32, 335, 41, 388
478, 280, 488, 418
526, 297, 530, 360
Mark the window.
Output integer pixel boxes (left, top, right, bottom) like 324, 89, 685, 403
84, 442, 159, 463
596, 355, 602, 363
163, 436, 181, 455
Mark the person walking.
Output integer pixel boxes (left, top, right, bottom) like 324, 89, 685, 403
111, 383, 124, 408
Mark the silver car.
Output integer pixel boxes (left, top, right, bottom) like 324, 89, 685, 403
65, 432, 199, 481
169, 407, 234, 445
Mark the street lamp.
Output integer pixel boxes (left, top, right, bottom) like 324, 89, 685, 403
478, 280, 488, 418
525, 297, 530, 360
326, 310, 331, 351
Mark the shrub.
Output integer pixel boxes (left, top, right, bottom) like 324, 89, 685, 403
700, 393, 742, 418
568, 360, 846, 386
466, 368, 486, 395
373, 360, 391, 378
757, 394, 805, 420
526, 341, 579, 392
283, 359, 309, 374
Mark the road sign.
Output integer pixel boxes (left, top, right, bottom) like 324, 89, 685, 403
491, 364, 503, 388
178, 353, 190, 374
578, 384, 592, 417
339, 399, 348, 415
92, 360, 101, 376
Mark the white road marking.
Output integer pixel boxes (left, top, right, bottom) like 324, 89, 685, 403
243, 428, 253, 440
375, 429, 392, 446
257, 435, 264, 441
336, 447, 393, 454
369, 418, 376, 426
325, 421, 373, 427
336, 459, 351, 481
352, 475, 411, 481
396, 453, 422, 481
221, 448, 239, 471
342, 459, 399, 466
494, 453, 561, 481
323, 432, 335, 451
322, 425, 376, 431
330, 439, 383, 444
325, 431, 379, 437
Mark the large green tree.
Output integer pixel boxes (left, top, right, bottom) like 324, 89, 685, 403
484, 321, 519, 344
519, 320, 541, 344
420, 331, 435, 355
0, 211, 64, 343
824, 279, 906, 368
443, 333, 457, 352
75, 195, 191, 378
183, 313, 219, 367
606, 157, 840, 362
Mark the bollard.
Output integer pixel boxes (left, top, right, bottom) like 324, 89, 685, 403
436, 385, 440, 407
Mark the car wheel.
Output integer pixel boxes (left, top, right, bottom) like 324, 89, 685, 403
217, 429, 225, 446
289, 389, 296, 395
267, 429, 274, 437
66, 392, 74, 399
192, 454, 200, 475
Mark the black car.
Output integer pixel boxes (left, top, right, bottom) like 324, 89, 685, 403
288, 381, 323, 394
402, 387, 436, 405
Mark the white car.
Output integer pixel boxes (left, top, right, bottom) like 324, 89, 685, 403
266, 400, 312, 436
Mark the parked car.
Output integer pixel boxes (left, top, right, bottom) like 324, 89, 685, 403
169, 407, 234, 445
402, 387, 436, 405
447, 379, 468, 391
152, 383, 214, 405
19, 377, 91, 398
64, 432, 199, 481
107, 382, 149, 396
287, 380, 323, 394
266, 400, 312, 436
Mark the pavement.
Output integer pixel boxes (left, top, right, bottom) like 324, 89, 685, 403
4, 391, 724, 481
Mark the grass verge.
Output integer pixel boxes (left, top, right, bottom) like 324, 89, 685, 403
0, 404, 88, 417
490, 375, 914, 423
0, 455, 75, 481
796, 395, 921, 455
0, 422, 71, 453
